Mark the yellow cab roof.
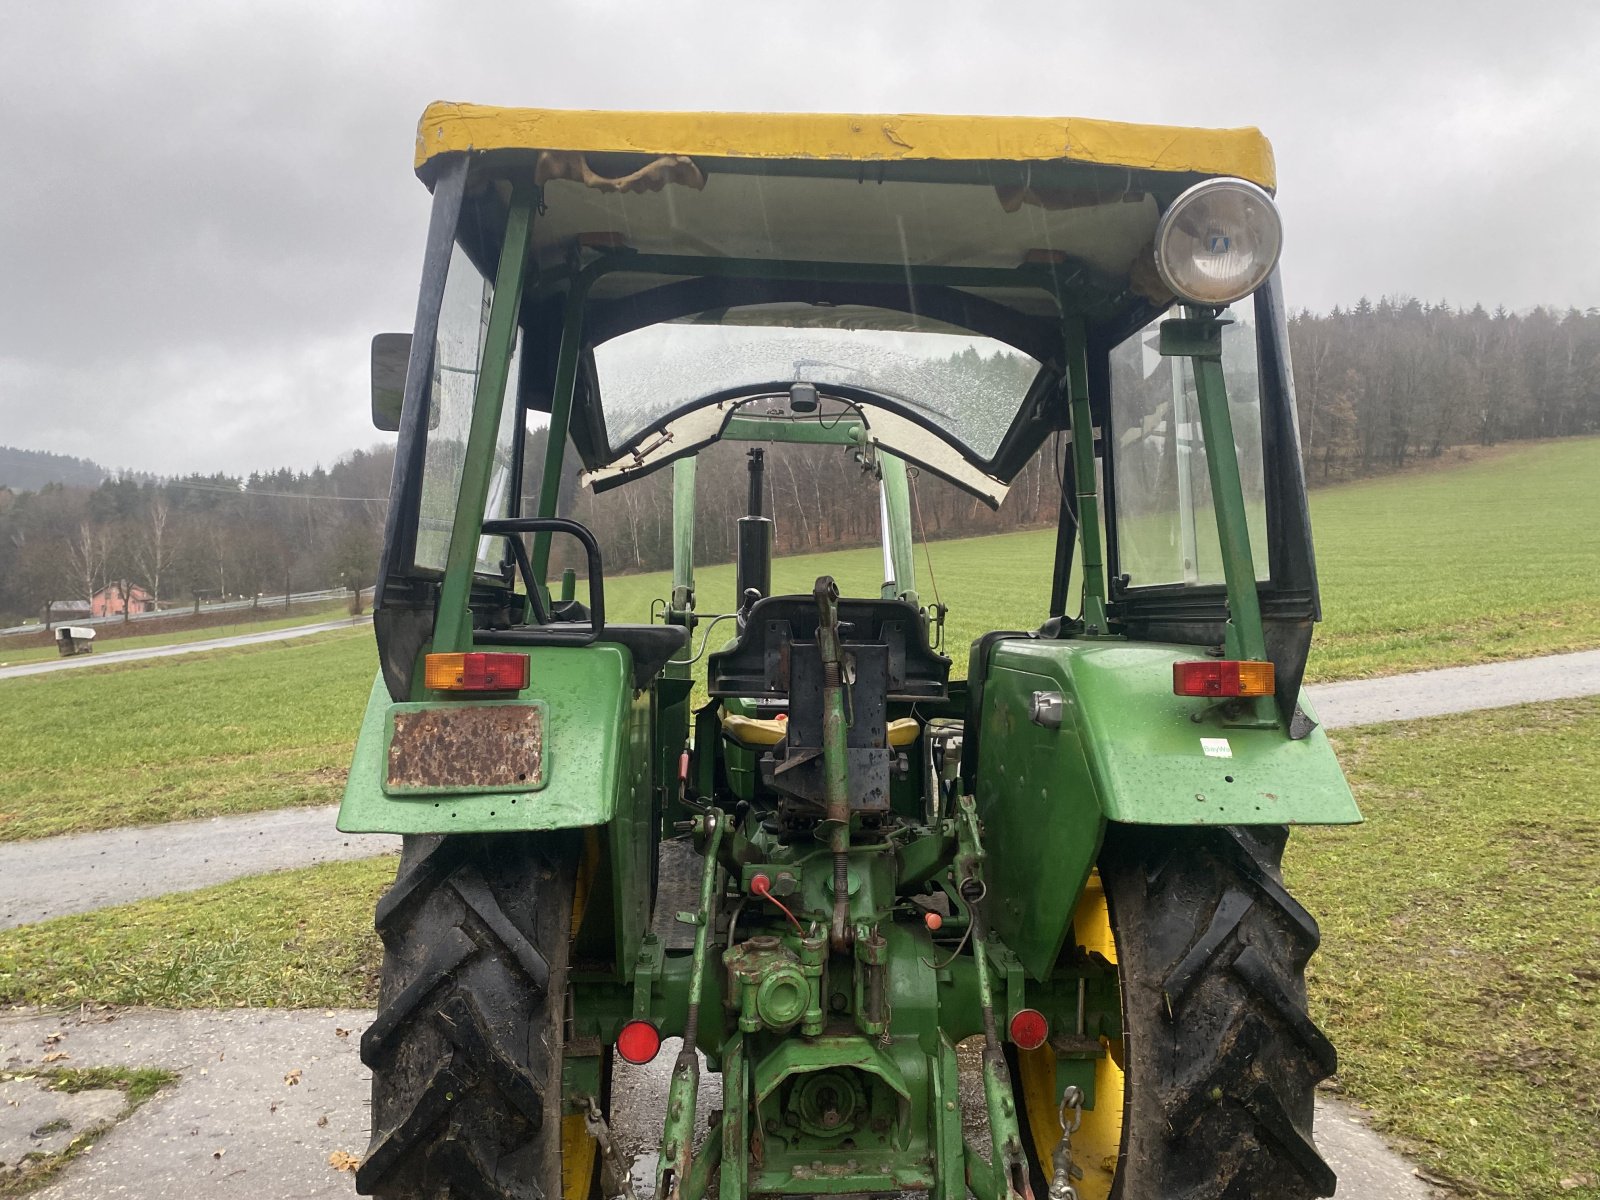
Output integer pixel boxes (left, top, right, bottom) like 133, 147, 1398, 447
410, 105, 1279, 489
410, 104, 1274, 310
414, 103, 1274, 187
412, 103, 1281, 472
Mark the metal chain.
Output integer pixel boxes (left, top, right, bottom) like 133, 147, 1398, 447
583, 1095, 638, 1200
1047, 1084, 1085, 1200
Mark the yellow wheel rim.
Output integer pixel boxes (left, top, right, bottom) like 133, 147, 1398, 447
561, 1112, 599, 1200
571, 827, 601, 939
563, 830, 606, 1200
1017, 870, 1124, 1200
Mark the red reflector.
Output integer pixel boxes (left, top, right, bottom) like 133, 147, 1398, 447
1009, 1008, 1049, 1051
616, 1020, 662, 1065
1172, 659, 1275, 698
424, 652, 530, 692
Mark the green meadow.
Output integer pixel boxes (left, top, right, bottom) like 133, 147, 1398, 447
1289, 698, 1600, 1198
0, 631, 373, 840
1305, 438, 1600, 678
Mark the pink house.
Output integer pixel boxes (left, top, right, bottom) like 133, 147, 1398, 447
91, 581, 155, 617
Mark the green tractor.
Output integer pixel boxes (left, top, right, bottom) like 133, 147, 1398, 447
341, 103, 1361, 1200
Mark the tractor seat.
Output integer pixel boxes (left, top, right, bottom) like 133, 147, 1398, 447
721, 711, 921, 750
707, 593, 949, 702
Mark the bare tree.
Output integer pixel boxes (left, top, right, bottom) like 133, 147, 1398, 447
133, 497, 179, 606
66, 520, 108, 607
204, 517, 231, 599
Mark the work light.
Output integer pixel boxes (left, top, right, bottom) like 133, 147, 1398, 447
1153, 178, 1282, 306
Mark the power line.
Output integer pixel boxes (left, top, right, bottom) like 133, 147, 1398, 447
159, 479, 390, 503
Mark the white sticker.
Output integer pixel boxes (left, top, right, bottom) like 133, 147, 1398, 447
1201, 737, 1233, 759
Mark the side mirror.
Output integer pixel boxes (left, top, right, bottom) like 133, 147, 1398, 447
371, 332, 412, 431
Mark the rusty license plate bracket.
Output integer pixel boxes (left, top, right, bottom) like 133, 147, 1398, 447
384, 701, 547, 795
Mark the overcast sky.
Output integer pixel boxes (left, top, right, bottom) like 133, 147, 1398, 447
4, 1, 1598, 478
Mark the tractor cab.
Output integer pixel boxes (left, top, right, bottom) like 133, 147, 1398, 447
342, 105, 1360, 1200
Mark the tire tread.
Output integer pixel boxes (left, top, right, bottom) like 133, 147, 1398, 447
1102, 823, 1337, 1200
357, 833, 573, 1200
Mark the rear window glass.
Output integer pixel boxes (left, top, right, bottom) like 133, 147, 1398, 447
591, 307, 1039, 460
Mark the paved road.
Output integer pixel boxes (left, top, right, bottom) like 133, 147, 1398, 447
0, 1008, 1441, 1200
0, 810, 395, 931
5, 646, 1598, 931
1, 1008, 369, 1200
0, 615, 372, 680
1306, 648, 1600, 728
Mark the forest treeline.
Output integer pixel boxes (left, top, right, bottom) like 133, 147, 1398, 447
0, 452, 391, 625
1289, 298, 1599, 476
2, 299, 1596, 624
0, 445, 113, 492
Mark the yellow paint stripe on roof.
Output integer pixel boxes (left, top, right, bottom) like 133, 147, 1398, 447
413, 103, 1276, 189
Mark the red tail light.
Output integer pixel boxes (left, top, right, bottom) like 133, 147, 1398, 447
424, 652, 529, 693
1173, 660, 1274, 698
616, 1019, 662, 1065
1009, 1008, 1049, 1051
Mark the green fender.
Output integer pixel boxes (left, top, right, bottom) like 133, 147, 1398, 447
974, 637, 1360, 979
337, 642, 635, 835
340, 640, 655, 978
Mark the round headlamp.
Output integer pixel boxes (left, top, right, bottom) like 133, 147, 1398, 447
1153, 178, 1282, 307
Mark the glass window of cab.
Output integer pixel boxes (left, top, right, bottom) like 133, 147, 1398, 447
1109, 304, 1268, 588
415, 242, 521, 575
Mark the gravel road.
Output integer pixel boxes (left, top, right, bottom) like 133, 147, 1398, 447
0, 615, 371, 680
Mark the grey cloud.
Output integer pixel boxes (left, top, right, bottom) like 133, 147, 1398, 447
3, 0, 1597, 476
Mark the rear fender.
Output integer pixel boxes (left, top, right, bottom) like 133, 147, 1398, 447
975, 637, 1359, 979
337, 642, 633, 835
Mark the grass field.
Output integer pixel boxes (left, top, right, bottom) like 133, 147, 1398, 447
1304, 438, 1600, 678
1288, 698, 1600, 1198
599, 437, 1600, 682
0, 436, 1595, 843
0, 856, 392, 1009
0, 599, 357, 667
0, 630, 376, 841
3, 699, 1595, 1196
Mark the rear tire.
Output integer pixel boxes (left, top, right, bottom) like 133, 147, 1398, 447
357, 832, 586, 1200
1098, 823, 1338, 1199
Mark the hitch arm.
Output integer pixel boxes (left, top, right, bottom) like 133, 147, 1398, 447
814, 575, 853, 951
658, 808, 726, 1200
957, 796, 1035, 1200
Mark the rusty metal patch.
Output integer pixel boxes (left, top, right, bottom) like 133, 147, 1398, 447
385, 702, 546, 794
